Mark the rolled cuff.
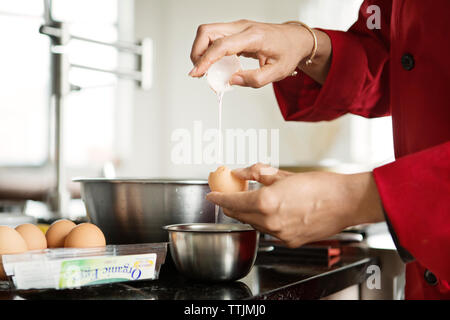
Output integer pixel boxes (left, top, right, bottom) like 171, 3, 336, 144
382, 206, 415, 263
272, 29, 369, 122
372, 141, 450, 280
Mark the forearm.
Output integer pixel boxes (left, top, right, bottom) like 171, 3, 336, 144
343, 171, 385, 228
298, 29, 332, 85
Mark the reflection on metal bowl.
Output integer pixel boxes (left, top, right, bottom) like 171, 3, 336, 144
164, 223, 259, 282
73, 178, 259, 244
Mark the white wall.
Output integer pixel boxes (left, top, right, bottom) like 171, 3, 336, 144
117, 0, 392, 179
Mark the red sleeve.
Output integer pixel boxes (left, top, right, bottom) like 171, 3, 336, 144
273, 0, 392, 121
372, 141, 450, 281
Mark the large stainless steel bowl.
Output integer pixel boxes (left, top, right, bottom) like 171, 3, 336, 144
74, 178, 258, 244
164, 223, 259, 282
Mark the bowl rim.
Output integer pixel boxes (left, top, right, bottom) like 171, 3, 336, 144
72, 178, 260, 186
163, 223, 257, 233
72, 177, 209, 184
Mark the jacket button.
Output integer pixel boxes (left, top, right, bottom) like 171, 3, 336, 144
401, 53, 415, 71
424, 269, 438, 286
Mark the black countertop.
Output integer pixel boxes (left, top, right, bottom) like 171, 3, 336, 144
0, 243, 377, 300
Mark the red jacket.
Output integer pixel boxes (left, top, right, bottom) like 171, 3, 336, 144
273, 0, 450, 299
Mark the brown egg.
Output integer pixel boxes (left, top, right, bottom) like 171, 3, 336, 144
64, 223, 106, 248
208, 166, 248, 193
0, 226, 28, 280
45, 219, 76, 248
15, 223, 47, 251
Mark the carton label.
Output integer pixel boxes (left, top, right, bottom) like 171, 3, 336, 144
59, 253, 157, 288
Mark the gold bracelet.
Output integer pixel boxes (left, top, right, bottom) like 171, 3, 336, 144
283, 20, 317, 66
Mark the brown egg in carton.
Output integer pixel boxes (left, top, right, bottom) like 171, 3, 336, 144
0, 220, 106, 280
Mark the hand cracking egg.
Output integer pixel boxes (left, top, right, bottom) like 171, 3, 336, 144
208, 166, 248, 193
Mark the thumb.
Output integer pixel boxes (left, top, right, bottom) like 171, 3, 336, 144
232, 163, 281, 186
230, 63, 281, 88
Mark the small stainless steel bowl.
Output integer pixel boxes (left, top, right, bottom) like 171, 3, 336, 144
163, 223, 259, 282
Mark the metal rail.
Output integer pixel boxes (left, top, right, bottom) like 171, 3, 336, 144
40, 0, 151, 218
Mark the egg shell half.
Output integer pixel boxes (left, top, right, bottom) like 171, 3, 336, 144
206, 55, 242, 93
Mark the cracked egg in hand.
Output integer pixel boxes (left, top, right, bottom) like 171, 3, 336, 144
208, 166, 248, 193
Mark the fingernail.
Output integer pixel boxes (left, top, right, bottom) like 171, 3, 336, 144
205, 192, 216, 199
260, 167, 278, 176
188, 66, 197, 76
231, 167, 244, 174
230, 74, 245, 86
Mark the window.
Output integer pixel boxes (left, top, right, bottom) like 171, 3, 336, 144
52, 0, 119, 168
0, 1, 49, 165
0, 0, 123, 169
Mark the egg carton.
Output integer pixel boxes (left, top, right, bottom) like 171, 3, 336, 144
0, 242, 167, 290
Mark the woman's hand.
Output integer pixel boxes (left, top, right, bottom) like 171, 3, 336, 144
206, 163, 385, 247
189, 19, 332, 87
